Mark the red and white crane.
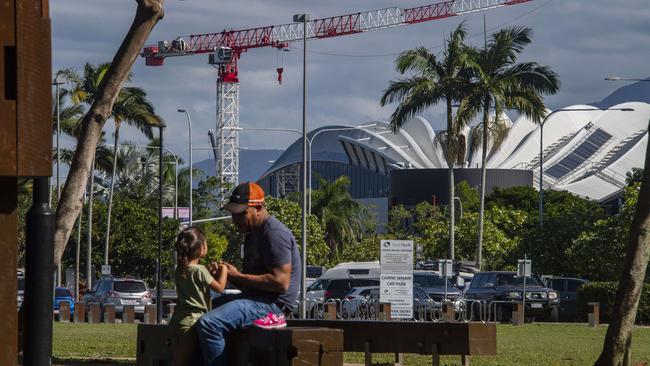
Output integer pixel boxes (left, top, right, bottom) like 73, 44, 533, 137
142, 0, 532, 189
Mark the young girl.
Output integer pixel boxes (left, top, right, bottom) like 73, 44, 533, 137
169, 226, 227, 366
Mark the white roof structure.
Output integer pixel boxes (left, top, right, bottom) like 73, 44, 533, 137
340, 102, 649, 202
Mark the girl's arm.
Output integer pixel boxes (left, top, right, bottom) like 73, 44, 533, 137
209, 264, 228, 293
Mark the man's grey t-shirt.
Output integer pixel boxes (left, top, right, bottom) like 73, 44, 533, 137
241, 216, 301, 308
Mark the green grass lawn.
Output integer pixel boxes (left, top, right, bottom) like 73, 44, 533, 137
53, 323, 650, 365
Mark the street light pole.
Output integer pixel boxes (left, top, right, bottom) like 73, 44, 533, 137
293, 13, 309, 319
178, 109, 193, 226
157, 124, 165, 324
538, 107, 634, 227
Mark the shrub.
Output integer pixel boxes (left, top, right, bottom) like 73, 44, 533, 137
577, 281, 650, 324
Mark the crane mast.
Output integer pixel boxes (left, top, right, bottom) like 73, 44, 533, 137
142, 0, 532, 194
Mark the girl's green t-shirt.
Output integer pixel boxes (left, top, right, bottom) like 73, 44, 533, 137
173, 264, 214, 316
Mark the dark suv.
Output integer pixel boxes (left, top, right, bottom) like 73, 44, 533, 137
546, 277, 588, 321
464, 271, 560, 322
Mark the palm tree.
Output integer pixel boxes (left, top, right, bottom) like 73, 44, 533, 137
57, 63, 162, 266
311, 176, 366, 260
380, 23, 471, 260
456, 26, 560, 269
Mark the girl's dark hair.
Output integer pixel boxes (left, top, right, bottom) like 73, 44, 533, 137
175, 226, 206, 269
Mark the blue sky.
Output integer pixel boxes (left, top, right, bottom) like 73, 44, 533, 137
51, 0, 650, 173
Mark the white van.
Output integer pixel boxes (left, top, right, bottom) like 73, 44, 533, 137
304, 261, 380, 316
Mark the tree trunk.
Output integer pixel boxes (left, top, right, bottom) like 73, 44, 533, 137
476, 98, 490, 270
87, 161, 95, 289
104, 127, 120, 266
595, 121, 650, 366
53, 0, 165, 267
447, 98, 455, 260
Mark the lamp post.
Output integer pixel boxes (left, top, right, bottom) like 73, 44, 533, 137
538, 107, 634, 227
175, 147, 219, 222
292, 12, 310, 319
178, 109, 193, 225
157, 123, 165, 324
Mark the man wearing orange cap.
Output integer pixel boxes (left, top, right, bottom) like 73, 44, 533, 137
196, 182, 301, 365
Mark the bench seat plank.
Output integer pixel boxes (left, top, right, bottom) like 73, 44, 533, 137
286, 320, 496, 356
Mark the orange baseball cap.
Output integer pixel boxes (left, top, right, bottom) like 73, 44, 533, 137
223, 181, 265, 214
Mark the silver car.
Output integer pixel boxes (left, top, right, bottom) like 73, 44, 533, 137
83, 277, 152, 316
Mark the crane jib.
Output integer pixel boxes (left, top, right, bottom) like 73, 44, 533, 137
141, 0, 532, 64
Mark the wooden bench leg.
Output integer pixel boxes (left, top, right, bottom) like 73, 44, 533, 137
462, 354, 470, 366
432, 343, 440, 366
365, 341, 372, 366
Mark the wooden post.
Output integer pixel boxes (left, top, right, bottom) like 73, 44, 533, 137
511, 303, 524, 326
87, 303, 101, 323
324, 303, 337, 320
588, 302, 600, 327
122, 305, 135, 324
1, 1, 52, 364
74, 302, 85, 323
364, 341, 372, 366
103, 303, 116, 324
394, 352, 404, 366
379, 303, 392, 321
144, 304, 157, 324
461, 354, 470, 366
58, 301, 70, 323
442, 302, 455, 322
431, 342, 440, 366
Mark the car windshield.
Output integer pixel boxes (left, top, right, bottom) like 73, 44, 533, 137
55, 288, 70, 297
495, 273, 544, 287
413, 274, 452, 288
114, 281, 146, 293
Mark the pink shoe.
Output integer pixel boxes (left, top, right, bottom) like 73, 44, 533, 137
252, 312, 287, 329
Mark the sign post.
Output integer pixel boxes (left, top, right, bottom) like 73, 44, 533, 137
517, 256, 531, 321
438, 259, 453, 300
380, 240, 413, 319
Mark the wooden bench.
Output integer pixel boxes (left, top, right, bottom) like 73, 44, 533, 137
135, 324, 343, 366
287, 320, 496, 366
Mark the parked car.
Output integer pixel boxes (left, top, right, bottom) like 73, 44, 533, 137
83, 276, 152, 318
343, 286, 436, 320
413, 270, 463, 304
340, 286, 379, 319
545, 277, 589, 321
301, 261, 380, 318
54, 287, 75, 315
464, 271, 560, 322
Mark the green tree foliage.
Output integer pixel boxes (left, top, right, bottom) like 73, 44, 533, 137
569, 183, 644, 281
518, 190, 605, 275
456, 180, 480, 212
62, 196, 178, 286
311, 176, 367, 259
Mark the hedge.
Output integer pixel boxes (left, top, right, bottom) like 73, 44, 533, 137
577, 282, 650, 324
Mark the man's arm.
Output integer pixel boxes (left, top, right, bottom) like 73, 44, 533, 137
223, 262, 291, 294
